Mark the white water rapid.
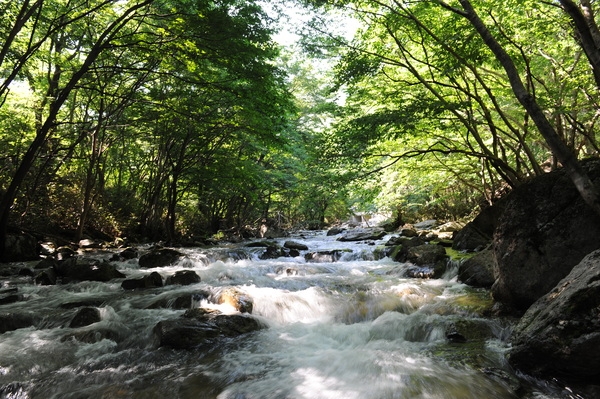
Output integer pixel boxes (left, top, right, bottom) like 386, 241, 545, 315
0, 231, 577, 398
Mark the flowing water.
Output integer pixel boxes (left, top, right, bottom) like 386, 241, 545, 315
0, 231, 579, 398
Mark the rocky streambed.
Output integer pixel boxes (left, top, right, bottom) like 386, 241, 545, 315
0, 225, 593, 398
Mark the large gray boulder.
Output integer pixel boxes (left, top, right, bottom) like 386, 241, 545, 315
508, 249, 600, 385
153, 308, 265, 349
55, 259, 125, 283
337, 228, 386, 242
492, 159, 600, 311
139, 248, 183, 268
458, 249, 495, 288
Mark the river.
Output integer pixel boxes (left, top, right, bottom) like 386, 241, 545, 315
0, 230, 581, 398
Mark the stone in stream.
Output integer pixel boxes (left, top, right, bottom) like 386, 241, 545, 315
34, 268, 58, 285
0, 288, 22, 305
55, 259, 125, 283
121, 271, 163, 290
457, 249, 495, 288
391, 243, 448, 279
138, 248, 184, 268
508, 249, 600, 387
0, 312, 37, 333
491, 158, 600, 311
304, 250, 345, 263
283, 240, 308, 251
337, 228, 386, 242
166, 270, 201, 286
69, 307, 102, 328
212, 287, 253, 313
153, 308, 266, 349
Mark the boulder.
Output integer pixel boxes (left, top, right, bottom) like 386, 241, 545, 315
166, 270, 201, 286
110, 247, 138, 261
492, 159, 600, 310
283, 241, 308, 251
337, 228, 386, 242
326, 227, 345, 236
405, 244, 448, 278
413, 219, 438, 230
121, 271, 163, 290
508, 249, 600, 384
399, 227, 418, 237
35, 268, 57, 285
259, 245, 288, 260
0, 288, 22, 305
0, 312, 37, 333
213, 287, 253, 313
55, 259, 125, 283
453, 202, 505, 252
153, 308, 266, 349
458, 249, 496, 288
389, 237, 425, 262
69, 307, 102, 328
1, 233, 38, 262
139, 248, 183, 268
146, 293, 206, 309
304, 250, 344, 263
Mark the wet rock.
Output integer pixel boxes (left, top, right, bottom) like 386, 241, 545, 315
110, 247, 138, 261
0, 312, 37, 333
147, 293, 204, 309
79, 239, 103, 249
283, 240, 308, 251
414, 219, 438, 230
0, 288, 22, 305
453, 202, 505, 252
492, 158, 600, 310
389, 237, 425, 262
69, 307, 102, 328
60, 299, 105, 309
508, 249, 600, 384
337, 228, 386, 242
326, 227, 345, 236
39, 242, 56, 256
403, 265, 437, 279
62, 328, 122, 344
213, 287, 253, 313
399, 227, 418, 237
166, 270, 201, 286
153, 308, 266, 349
259, 245, 288, 260
304, 250, 344, 263
445, 319, 494, 343
35, 268, 57, 285
1, 233, 38, 262
458, 249, 495, 288
245, 240, 277, 248
56, 259, 125, 283
139, 248, 183, 268
35, 257, 57, 269
403, 244, 448, 278
121, 271, 163, 290
56, 246, 77, 260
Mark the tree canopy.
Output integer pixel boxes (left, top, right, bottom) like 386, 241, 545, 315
2, 0, 600, 255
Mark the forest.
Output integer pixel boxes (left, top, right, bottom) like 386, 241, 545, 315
2, 0, 600, 255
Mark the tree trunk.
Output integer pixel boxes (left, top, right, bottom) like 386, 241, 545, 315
455, 0, 600, 216
559, 0, 600, 90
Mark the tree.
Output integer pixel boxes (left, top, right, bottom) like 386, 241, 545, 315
302, 0, 600, 216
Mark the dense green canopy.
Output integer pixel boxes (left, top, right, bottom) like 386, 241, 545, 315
1, 0, 600, 253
